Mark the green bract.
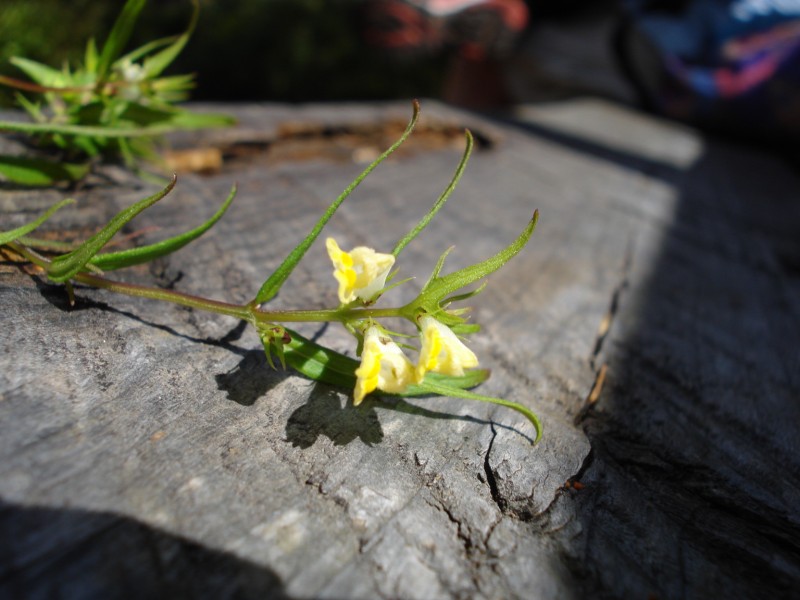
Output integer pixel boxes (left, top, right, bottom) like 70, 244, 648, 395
0, 102, 542, 443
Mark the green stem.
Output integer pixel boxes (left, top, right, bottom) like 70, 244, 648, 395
251, 306, 402, 323
74, 271, 414, 326
7, 241, 410, 325
73, 272, 251, 320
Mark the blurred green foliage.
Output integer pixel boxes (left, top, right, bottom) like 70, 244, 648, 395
1, 0, 446, 106
0, 1, 114, 105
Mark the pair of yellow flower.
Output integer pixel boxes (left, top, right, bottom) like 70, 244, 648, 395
327, 238, 478, 404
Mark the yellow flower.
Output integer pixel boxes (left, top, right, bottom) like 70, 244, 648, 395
326, 238, 395, 304
354, 326, 416, 405
416, 315, 479, 381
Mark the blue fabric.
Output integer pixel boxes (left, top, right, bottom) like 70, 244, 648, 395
620, 0, 800, 139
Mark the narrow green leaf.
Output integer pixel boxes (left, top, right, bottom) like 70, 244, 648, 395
116, 102, 180, 125
143, 0, 199, 77
47, 176, 176, 282
0, 156, 90, 186
97, 0, 148, 83
151, 73, 196, 92
443, 280, 487, 306
0, 198, 75, 245
85, 38, 99, 73
162, 110, 236, 128
117, 36, 176, 66
15, 93, 45, 122
0, 116, 230, 138
414, 379, 542, 443
9, 56, 64, 86
282, 328, 361, 388
15, 237, 76, 252
423, 246, 453, 289
422, 210, 539, 303
402, 369, 490, 395
253, 100, 421, 306
90, 184, 236, 271
116, 103, 233, 129
392, 130, 474, 257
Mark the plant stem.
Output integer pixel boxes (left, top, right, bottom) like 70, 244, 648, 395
74, 271, 252, 320
8, 241, 410, 326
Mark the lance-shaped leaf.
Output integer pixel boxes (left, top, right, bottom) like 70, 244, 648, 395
414, 379, 542, 443
281, 329, 364, 389
392, 130, 473, 257
90, 184, 236, 271
47, 176, 176, 282
0, 156, 90, 186
142, 0, 199, 77
97, 0, 148, 84
0, 198, 75, 245
85, 38, 99, 73
161, 110, 235, 128
403, 210, 539, 324
0, 116, 232, 139
252, 100, 420, 306
8, 57, 65, 87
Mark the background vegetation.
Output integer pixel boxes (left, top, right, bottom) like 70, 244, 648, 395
0, 0, 446, 106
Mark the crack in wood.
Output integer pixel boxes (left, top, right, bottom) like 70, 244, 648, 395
483, 422, 505, 515
590, 235, 634, 370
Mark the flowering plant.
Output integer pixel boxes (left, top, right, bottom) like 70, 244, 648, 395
0, 101, 542, 442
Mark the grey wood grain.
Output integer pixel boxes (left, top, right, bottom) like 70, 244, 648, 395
1, 99, 798, 599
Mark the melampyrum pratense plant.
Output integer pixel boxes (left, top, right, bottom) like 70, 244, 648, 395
0, 0, 233, 186
0, 101, 542, 442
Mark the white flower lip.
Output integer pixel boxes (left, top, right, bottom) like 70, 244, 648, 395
417, 315, 479, 381
326, 238, 395, 304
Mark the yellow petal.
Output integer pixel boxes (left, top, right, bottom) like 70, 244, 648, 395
354, 326, 415, 404
417, 316, 478, 381
326, 237, 395, 304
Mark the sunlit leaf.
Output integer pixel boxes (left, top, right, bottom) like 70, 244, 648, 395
0, 198, 75, 245
90, 184, 236, 270
117, 36, 175, 66
392, 130, 473, 257
253, 100, 420, 306
415, 379, 542, 442
9, 57, 64, 87
0, 117, 230, 139
143, 0, 199, 77
85, 38, 99, 73
97, 0, 147, 83
47, 176, 176, 282
406, 210, 539, 325
0, 156, 90, 186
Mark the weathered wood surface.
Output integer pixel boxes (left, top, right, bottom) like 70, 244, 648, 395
1, 100, 799, 599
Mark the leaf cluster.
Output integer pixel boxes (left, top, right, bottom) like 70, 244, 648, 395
0, 0, 233, 186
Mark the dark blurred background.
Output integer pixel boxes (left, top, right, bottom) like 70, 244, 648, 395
0, 0, 447, 105
4, 0, 800, 145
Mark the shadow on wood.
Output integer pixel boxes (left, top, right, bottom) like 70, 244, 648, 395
0, 500, 287, 599
500, 111, 800, 597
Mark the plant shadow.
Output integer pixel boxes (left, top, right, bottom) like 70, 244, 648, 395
285, 382, 384, 448
215, 348, 290, 407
